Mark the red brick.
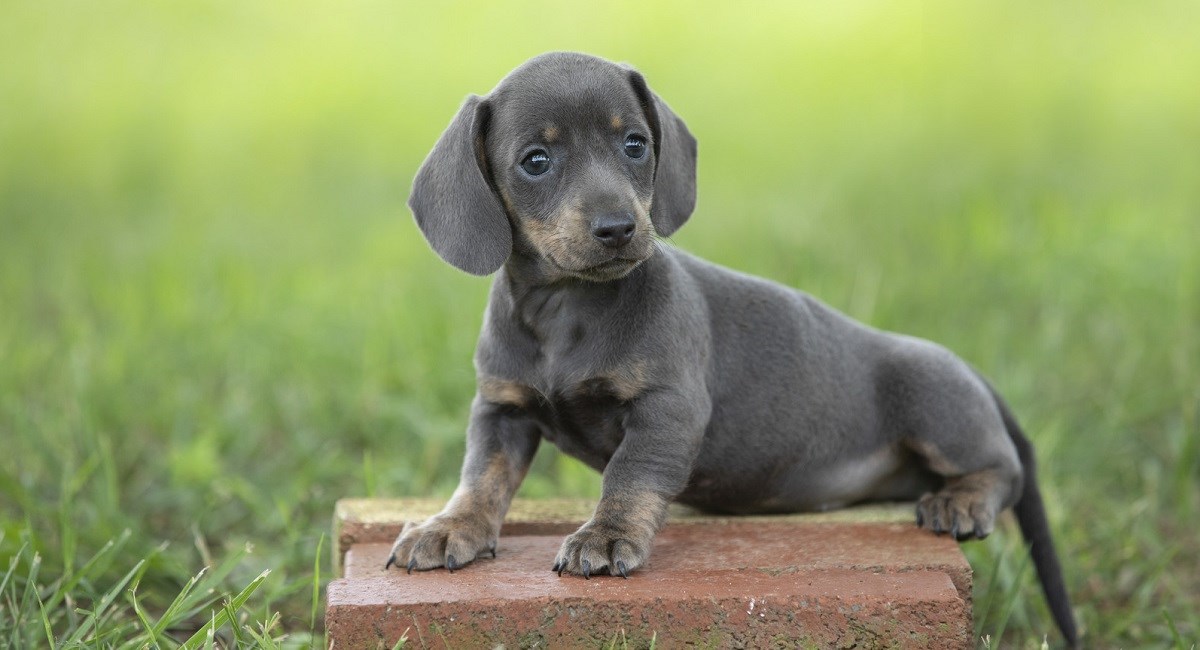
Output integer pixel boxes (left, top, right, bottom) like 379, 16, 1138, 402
326, 500, 972, 649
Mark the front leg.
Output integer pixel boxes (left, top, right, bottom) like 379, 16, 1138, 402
387, 396, 539, 572
554, 389, 708, 578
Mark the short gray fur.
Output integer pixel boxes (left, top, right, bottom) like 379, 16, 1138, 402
388, 52, 1077, 647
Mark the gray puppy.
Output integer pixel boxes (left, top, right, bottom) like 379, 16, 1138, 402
389, 52, 1077, 646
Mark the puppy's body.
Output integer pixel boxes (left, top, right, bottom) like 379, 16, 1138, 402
484, 246, 999, 515
391, 52, 1077, 646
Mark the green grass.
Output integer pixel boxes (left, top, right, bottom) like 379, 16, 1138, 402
1, 1, 1197, 647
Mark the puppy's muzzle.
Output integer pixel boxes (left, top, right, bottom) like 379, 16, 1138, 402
591, 211, 637, 249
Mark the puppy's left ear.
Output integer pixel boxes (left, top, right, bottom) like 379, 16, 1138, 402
627, 69, 698, 237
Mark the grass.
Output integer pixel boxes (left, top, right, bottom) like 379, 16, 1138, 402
1, 1, 1197, 647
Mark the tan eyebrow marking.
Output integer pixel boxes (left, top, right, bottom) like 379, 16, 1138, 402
611, 115, 623, 131
542, 126, 559, 142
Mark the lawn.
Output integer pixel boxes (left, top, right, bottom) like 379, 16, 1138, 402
1, 1, 1197, 647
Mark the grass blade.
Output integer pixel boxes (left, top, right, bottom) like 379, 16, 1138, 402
127, 579, 163, 650
16, 551, 43, 646
61, 557, 149, 646
0, 540, 28, 602
155, 543, 251, 629
179, 569, 271, 650
974, 540, 1008, 640
151, 567, 207, 638
35, 581, 57, 650
203, 612, 216, 650
1162, 609, 1186, 650
310, 532, 325, 648
42, 529, 132, 614
990, 543, 1033, 645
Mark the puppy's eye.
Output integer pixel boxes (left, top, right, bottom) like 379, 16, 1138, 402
520, 150, 551, 176
624, 135, 647, 159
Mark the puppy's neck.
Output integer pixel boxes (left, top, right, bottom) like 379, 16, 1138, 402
502, 249, 574, 288
502, 251, 630, 302
498, 250, 655, 337
502, 248, 655, 289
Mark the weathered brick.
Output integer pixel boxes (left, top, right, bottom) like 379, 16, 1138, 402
327, 499, 972, 649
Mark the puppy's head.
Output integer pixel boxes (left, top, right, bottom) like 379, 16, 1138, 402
409, 52, 697, 280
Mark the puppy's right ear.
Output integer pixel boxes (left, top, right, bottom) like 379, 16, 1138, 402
409, 95, 512, 276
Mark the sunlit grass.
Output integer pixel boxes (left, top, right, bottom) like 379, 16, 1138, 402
2, 1, 1197, 646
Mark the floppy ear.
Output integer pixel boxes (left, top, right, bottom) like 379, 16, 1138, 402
627, 70, 698, 237
408, 95, 512, 275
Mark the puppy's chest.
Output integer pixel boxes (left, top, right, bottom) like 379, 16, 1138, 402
479, 368, 630, 466
480, 326, 649, 463
489, 294, 649, 401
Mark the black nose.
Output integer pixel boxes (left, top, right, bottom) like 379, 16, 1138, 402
591, 212, 636, 248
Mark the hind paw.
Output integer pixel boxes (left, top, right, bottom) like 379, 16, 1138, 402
916, 490, 997, 540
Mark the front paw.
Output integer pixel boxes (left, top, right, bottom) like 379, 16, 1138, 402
553, 520, 652, 579
386, 512, 496, 573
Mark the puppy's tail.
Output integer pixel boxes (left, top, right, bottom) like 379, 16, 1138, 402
988, 385, 1079, 648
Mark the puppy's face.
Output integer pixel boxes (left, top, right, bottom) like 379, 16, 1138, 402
409, 52, 696, 279
486, 59, 659, 282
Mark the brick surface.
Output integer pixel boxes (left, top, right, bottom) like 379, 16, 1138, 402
326, 499, 972, 649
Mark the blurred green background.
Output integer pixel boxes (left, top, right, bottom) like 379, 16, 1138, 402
1, 1, 1197, 647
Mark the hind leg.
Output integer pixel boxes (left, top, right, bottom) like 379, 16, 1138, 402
883, 340, 1025, 540
907, 404, 1024, 540
915, 467, 1017, 539
909, 422, 1025, 539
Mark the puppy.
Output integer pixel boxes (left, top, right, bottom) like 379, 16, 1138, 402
388, 52, 1077, 646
